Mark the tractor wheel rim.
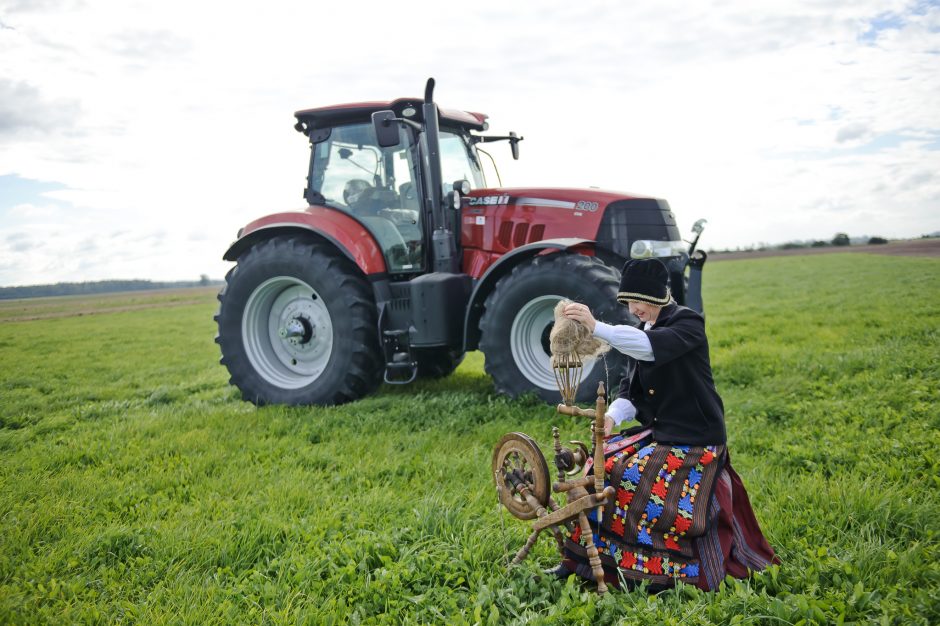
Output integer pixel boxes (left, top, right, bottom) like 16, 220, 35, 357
242, 277, 333, 389
510, 295, 596, 391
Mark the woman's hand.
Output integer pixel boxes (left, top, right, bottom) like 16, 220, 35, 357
563, 302, 597, 333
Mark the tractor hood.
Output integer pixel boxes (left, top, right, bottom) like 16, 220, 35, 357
462, 187, 673, 221
466, 186, 647, 207
460, 187, 683, 268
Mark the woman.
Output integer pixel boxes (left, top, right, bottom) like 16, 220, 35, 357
556, 258, 777, 591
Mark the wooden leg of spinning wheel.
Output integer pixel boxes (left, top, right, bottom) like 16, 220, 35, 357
550, 526, 566, 556
577, 511, 608, 595
510, 528, 542, 566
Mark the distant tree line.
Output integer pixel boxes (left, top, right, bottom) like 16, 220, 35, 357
0, 277, 222, 300
709, 232, 919, 254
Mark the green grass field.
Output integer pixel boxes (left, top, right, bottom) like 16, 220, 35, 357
1, 253, 938, 625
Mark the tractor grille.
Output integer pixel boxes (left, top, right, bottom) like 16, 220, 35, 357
597, 198, 680, 260
389, 283, 410, 311
384, 282, 412, 330
497, 222, 546, 249
497, 222, 512, 248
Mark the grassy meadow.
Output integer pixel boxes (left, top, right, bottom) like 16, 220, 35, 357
0, 253, 938, 625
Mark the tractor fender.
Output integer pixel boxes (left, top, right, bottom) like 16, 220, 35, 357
463, 237, 595, 350
222, 208, 387, 275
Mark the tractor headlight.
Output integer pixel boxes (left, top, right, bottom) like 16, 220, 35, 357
630, 239, 687, 259
630, 240, 653, 258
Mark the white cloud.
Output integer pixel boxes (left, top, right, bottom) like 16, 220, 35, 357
0, 0, 938, 285
6, 202, 62, 219
836, 122, 872, 143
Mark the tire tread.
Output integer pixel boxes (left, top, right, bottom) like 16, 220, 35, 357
215, 236, 382, 406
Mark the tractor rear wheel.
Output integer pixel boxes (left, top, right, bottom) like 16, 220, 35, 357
215, 236, 382, 406
479, 253, 633, 404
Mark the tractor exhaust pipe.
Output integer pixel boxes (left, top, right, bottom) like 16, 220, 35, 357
422, 78, 443, 232
423, 78, 459, 273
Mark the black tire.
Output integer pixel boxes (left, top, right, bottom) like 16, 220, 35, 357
214, 236, 383, 406
478, 254, 634, 404
414, 347, 465, 379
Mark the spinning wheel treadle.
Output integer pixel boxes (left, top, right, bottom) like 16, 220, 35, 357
492, 432, 550, 520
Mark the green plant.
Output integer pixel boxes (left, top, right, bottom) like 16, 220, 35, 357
1, 253, 938, 624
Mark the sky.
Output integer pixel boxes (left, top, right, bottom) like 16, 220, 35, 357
1, 0, 938, 286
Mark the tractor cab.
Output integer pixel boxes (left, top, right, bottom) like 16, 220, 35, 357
305, 122, 424, 273
294, 98, 488, 275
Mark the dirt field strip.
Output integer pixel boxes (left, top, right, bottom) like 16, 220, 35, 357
0, 287, 219, 322
0, 298, 214, 322
708, 237, 940, 261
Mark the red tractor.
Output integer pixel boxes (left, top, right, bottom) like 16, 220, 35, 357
215, 79, 707, 406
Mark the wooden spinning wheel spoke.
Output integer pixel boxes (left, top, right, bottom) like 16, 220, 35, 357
492, 433, 550, 521
500, 454, 532, 494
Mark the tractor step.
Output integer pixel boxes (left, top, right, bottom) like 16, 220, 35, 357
382, 330, 417, 384
384, 358, 417, 384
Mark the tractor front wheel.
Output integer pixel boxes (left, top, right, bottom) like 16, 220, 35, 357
479, 253, 633, 404
215, 236, 383, 406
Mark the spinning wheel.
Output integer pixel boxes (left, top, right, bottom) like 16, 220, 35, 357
492, 303, 615, 593
492, 432, 550, 520
492, 383, 615, 594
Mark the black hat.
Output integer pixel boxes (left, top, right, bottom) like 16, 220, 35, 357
618, 258, 670, 306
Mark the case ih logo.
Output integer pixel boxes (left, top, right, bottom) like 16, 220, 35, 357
468, 196, 600, 212
468, 195, 510, 206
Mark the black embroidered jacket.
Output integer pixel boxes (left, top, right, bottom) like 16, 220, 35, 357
617, 303, 727, 445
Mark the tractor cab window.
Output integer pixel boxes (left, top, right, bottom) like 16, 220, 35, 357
310, 123, 424, 273
439, 130, 485, 193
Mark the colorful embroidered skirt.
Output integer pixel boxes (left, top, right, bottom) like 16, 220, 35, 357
562, 430, 777, 590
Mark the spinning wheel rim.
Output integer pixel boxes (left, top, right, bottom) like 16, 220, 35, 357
492, 432, 550, 520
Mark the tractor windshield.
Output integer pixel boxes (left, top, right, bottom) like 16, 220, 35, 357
309, 122, 424, 273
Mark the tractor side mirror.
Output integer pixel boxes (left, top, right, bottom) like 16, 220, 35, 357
372, 110, 401, 148
510, 131, 520, 160
687, 218, 708, 257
